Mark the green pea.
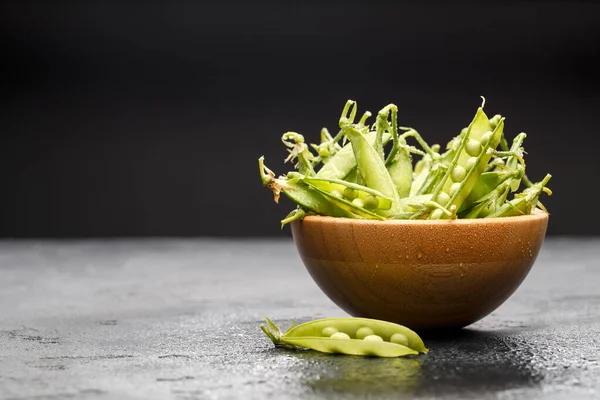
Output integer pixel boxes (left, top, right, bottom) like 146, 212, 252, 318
363, 334, 383, 342
449, 182, 462, 197
331, 190, 343, 198
355, 327, 375, 340
343, 187, 357, 200
451, 165, 467, 182
489, 114, 502, 128
465, 156, 478, 171
481, 130, 493, 144
390, 333, 409, 346
437, 191, 450, 206
430, 209, 443, 220
352, 198, 365, 208
330, 332, 351, 340
465, 139, 482, 157
322, 327, 338, 337
363, 195, 379, 210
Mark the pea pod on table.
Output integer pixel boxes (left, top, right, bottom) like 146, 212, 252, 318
261, 317, 428, 358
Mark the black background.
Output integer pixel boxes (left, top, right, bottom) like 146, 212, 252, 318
2, 2, 599, 237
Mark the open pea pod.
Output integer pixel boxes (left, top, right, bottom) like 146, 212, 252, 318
259, 157, 350, 219
301, 176, 393, 211
316, 131, 392, 180
285, 317, 427, 353
415, 162, 447, 196
261, 317, 427, 358
301, 181, 386, 220
340, 123, 402, 216
280, 337, 418, 358
486, 174, 552, 218
460, 180, 512, 219
387, 143, 413, 199
429, 107, 504, 219
410, 154, 433, 196
463, 132, 528, 212
466, 169, 518, 206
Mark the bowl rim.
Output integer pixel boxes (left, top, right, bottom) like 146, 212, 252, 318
296, 208, 548, 226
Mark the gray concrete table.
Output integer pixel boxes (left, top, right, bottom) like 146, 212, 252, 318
0, 238, 599, 400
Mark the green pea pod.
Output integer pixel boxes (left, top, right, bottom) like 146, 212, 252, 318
301, 181, 386, 220
461, 180, 512, 218
380, 106, 413, 199
465, 169, 515, 206
259, 156, 349, 218
439, 127, 468, 165
416, 163, 447, 196
501, 132, 528, 192
344, 167, 360, 184
280, 337, 418, 358
300, 176, 393, 211
392, 212, 427, 220
430, 107, 504, 219
486, 174, 552, 218
261, 317, 427, 358
410, 154, 432, 196
463, 132, 528, 210
387, 144, 413, 199
316, 131, 392, 180
340, 124, 402, 216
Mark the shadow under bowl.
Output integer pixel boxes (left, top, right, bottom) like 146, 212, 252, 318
291, 209, 548, 330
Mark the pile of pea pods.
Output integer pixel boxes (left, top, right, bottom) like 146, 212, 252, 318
259, 98, 552, 226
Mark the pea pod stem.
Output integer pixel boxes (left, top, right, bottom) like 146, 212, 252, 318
280, 208, 306, 229
399, 127, 437, 158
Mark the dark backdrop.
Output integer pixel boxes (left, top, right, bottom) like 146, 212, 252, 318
2, 2, 599, 237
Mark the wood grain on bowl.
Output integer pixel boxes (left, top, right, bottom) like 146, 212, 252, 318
291, 210, 549, 330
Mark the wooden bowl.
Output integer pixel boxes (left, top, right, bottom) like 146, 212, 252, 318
291, 209, 549, 330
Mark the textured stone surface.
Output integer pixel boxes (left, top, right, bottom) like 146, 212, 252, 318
0, 238, 599, 400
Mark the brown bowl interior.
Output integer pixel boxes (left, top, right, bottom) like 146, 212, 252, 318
291, 210, 548, 330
